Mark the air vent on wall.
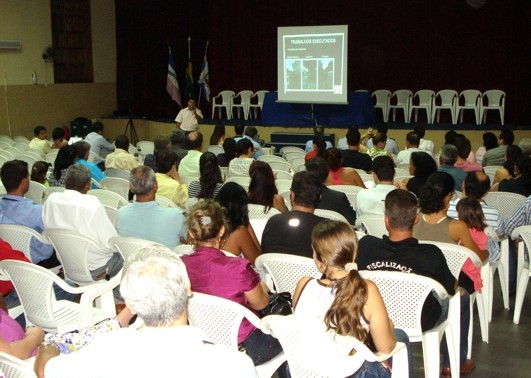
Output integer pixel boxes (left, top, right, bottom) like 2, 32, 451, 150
0, 40, 22, 50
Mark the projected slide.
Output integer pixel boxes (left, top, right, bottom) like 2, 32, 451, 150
278, 25, 348, 104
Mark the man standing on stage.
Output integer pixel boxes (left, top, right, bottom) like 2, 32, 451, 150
175, 99, 203, 131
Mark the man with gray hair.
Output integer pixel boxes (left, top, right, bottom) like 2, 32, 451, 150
35, 246, 258, 377
42, 164, 123, 280
117, 165, 186, 249
438, 144, 467, 191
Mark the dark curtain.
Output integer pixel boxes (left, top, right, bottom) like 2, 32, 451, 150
115, 0, 531, 124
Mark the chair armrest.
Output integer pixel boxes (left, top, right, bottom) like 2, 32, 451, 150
511, 226, 528, 240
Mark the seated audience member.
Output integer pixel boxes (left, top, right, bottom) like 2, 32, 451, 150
444, 130, 458, 145
336, 125, 372, 151
217, 138, 237, 167
324, 148, 365, 187
35, 246, 257, 377
293, 220, 410, 378
209, 122, 229, 146
437, 144, 467, 192
261, 171, 325, 257
178, 130, 203, 177
228, 138, 254, 177
0, 239, 31, 309
28, 125, 51, 154
447, 171, 501, 234
117, 166, 186, 249
357, 189, 474, 376
73, 140, 107, 188
181, 201, 282, 367
494, 156, 531, 197
84, 121, 115, 161
188, 152, 223, 199
104, 135, 140, 172
366, 132, 394, 159
452, 134, 482, 173
242, 126, 263, 159
398, 151, 437, 197
51, 127, 68, 149
414, 125, 435, 155
304, 125, 333, 153
356, 155, 396, 216
519, 137, 531, 157
49, 145, 77, 187
169, 129, 188, 160
43, 164, 123, 280
248, 161, 288, 213
31, 161, 51, 187
305, 157, 357, 224
482, 129, 514, 167
143, 135, 171, 172
340, 127, 373, 172
475, 132, 498, 164
215, 183, 261, 264
155, 150, 188, 208
365, 122, 399, 155
305, 134, 327, 161
492, 145, 523, 186
233, 123, 245, 140
396, 131, 425, 166
0, 160, 57, 267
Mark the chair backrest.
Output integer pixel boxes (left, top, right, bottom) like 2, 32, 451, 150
224, 176, 250, 190
136, 141, 155, 156
234, 90, 254, 104
248, 204, 281, 219
12, 136, 29, 144
206, 145, 224, 155
0, 224, 48, 262
314, 209, 350, 224
435, 90, 458, 106
267, 160, 294, 173
482, 165, 501, 185
272, 170, 293, 180
0, 351, 37, 378
25, 181, 46, 204
14, 155, 37, 173
484, 191, 526, 221
100, 177, 130, 200
109, 236, 161, 261
44, 186, 65, 199
87, 189, 129, 209
43, 229, 97, 285
420, 241, 480, 279
215, 90, 236, 105
372, 89, 391, 105
257, 154, 286, 164
328, 185, 363, 210
284, 151, 305, 162
355, 214, 388, 238
390, 89, 412, 105
249, 218, 268, 243
252, 90, 269, 106
275, 179, 292, 194
280, 146, 305, 156
103, 205, 118, 229
45, 151, 58, 165
104, 168, 131, 180
155, 194, 181, 209
255, 253, 321, 295
187, 292, 260, 349
459, 89, 482, 106
412, 89, 435, 106
359, 270, 448, 337
482, 90, 505, 106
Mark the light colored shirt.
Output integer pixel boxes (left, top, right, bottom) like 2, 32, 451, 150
117, 201, 186, 249
305, 140, 333, 153
84, 132, 114, 159
42, 190, 117, 270
28, 138, 51, 154
500, 195, 531, 236
175, 107, 203, 131
45, 325, 257, 378
366, 137, 399, 155
454, 160, 483, 173
355, 184, 396, 216
228, 157, 253, 177
104, 148, 140, 172
178, 150, 202, 177
396, 147, 425, 166
482, 145, 508, 167
419, 138, 435, 155
155, 173, 188, 207
336, 136, 348, 150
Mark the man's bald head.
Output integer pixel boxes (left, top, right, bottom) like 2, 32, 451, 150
463, 171, 490, 199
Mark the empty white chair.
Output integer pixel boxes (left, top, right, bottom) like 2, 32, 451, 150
25, 181, 46, 204
0, 351, 36, 378
14, 155, 37, 173
267, 160, 294, 173
372, 89, 391, 122
44, 186, 65, 200
257, 154, 285, 164
45, 150, 59, 166
248, 204, 281, 220
279, 190, 291, 211
87, 151, 101, 163
432, 90, 458, 124
389, 89, 413, 122
211, 90, 235, 119
279, 146, 305, 157
231, 90, 254, 120
136, 141, 155, 161
512, 226, 531, 324
224, 176, 250, 191
155, 194, 181, 209
457, 89, 482, 124
314, 208, 350, 224
249, 218, 268, 244
104, 168, 131, 180
328, 185, 363, 210
481, 90, 505, 125
409, 89, 435, 123
104, 205, 119, 229
283, 151, 305, 163
87, 189, 128, 209
249, 90, 269, 119
274, 179, 292, 194
272, 170, 293, 180
482, 166, 501, 186
100, 177, 130, 200
13, 136, 30, 144
355, 214, 388, 238
0, 135, 14, 144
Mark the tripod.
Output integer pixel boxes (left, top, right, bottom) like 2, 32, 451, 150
122, 100, 139, 146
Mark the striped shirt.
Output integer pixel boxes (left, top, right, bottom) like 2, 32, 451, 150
499, 196, 531, 236
188, 181, 223, 199
447, 198, 501, 233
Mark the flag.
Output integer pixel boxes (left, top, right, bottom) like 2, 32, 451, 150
166, 49, 183, 107
198, 43, 210, 102
184, 58, 194, 101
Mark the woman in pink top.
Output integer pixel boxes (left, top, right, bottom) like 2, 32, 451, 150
324, 148, 366, 187
181, 200, 283, 366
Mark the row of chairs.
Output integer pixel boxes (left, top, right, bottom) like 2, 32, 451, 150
212, 90, 269, 120
373, 89, 505, 125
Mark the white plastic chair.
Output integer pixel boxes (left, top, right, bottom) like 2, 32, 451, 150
212, 90, 235, 119
249, 90, 269, 119
87, 189, 128, 209
0, 156, 7, 170
104, 205, 118, 229
272, 170, 293, 180
155, 194, 181, 209
25, 181, 46, 204
206, 145, 224, 156
360, 270, 456, 378
328, 185, 363, 211
248, 204, 281, 220
389, 89, 413, 122
372, 89, 391, 122
100, 177, 130, 200
267, 160, 294, 173
249, 218, 269, 245
432, 90, 458, 124
0, 224, 51, 263
355, 214, 388, 238
136, 141, 155, 161
283, 151, 305, 163
255, 253, 321, 295
232, 90, 254, 120
280, 146, 305, 156
0, 135, 14, 143
0, 260, 116, 333
13, 143, 30, 151
257, 155, 286, 164
45, 150, 59, 166
512, 226, 531, 324
104, 168, 131, 180
482, 166, 501, 186
409, 89, 435, 123
187, 292, 286, 378
109, 236, 161, 261
0, 351, 36, 378
457, 89, 482, 124
224, 176, 250, 191
44, 186, 65, 200
261, 314, 409, 378
12, 136, 30, 144
481, 90, 505, 125
314, 209, 350, 224
279, 191, 291, 211
274, 179, 292, 194
14, 155, 37, 173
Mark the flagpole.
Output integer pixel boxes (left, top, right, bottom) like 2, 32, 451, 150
197, 40, 209, 107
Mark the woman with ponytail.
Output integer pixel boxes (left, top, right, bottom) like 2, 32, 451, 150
292, 220, 400, 377
188, 152, 223, 199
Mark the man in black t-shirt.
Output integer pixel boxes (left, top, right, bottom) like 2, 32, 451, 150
340, 127, 373, 172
